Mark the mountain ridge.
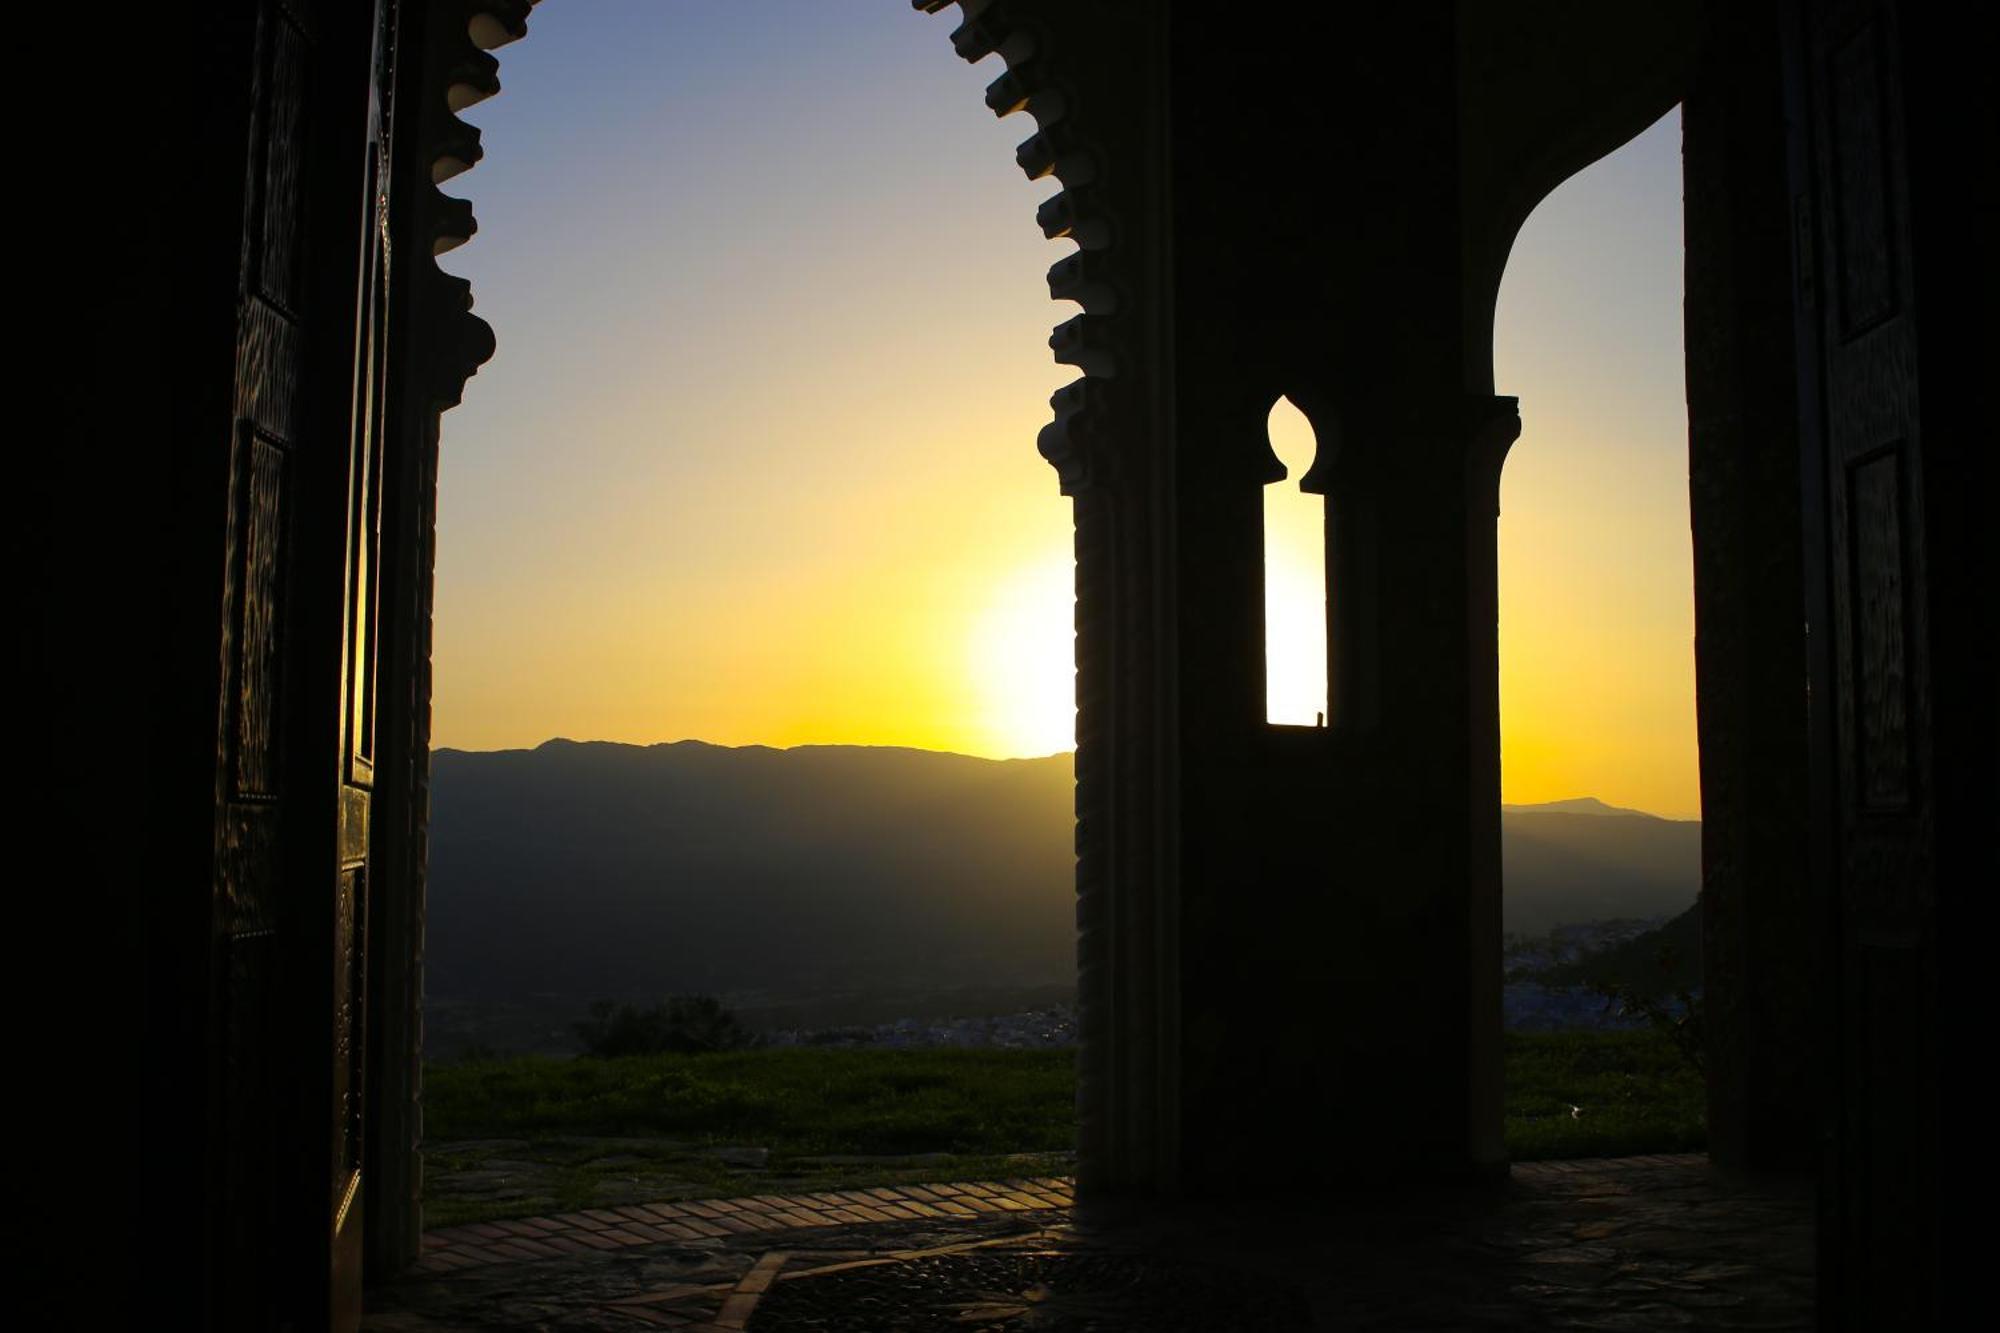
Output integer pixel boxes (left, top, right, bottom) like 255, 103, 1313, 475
425, 739, 1700, 1004
436, 737, 1076, 765
1502, 795, 1692, 821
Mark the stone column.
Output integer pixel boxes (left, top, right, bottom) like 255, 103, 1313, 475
1683, 0, 1817, 1174
1159, 0, 1514, 1185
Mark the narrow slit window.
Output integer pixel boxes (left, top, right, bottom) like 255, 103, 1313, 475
1264, 396, 1328, 726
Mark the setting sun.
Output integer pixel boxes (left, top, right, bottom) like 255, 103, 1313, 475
967, 557, 1075, 757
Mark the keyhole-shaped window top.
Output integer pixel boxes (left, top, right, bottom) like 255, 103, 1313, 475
1265, 396, 1328, 727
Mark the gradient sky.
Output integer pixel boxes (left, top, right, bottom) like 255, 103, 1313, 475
434, 3, 1697, 819
1494, 110, 1694, 818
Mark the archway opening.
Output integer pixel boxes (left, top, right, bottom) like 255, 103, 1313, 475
1264, 396, 1327, 727
416, 3, 1082, 1233
1492, 108, 1706, 1162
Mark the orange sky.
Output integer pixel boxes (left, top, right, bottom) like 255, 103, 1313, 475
433, 5, 1698, 820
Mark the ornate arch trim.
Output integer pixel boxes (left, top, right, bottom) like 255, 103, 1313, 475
367, 0, 528, 1273
920, 0, 1179, 1196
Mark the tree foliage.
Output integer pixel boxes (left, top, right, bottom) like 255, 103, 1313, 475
1586, 944, 1705, 1075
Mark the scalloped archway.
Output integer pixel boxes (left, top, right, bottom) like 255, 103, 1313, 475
366, 0, 1161, 1268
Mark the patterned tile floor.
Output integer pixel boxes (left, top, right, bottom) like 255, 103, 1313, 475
364, 1154, 1815, 1330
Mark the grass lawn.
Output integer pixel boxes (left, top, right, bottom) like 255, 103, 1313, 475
1503, 1030, 1706, 1161
421, 1034, 1703, 1228
421, 1048, 1074, 1229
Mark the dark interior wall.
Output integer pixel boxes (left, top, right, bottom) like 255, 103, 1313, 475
42, 6, 269, 1321
20, 0, 269, 1315
1899, 8, 1997, 1319
1682, 0, 1819, 1174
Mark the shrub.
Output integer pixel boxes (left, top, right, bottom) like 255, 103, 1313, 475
573, 995, 753, 1057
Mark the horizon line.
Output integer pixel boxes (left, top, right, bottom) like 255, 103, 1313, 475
430, 737, 1699, 821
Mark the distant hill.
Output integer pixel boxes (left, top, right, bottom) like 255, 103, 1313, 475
426, 740, 1078, 1005
1503, 796, 1648, 818
425, 740, 1700, 1006
1500, 800, 1701, 934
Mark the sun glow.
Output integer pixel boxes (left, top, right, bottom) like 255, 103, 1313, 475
967, 555, 1075, 757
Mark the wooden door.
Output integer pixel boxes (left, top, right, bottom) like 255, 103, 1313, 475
211, 0, 394, 1326
1793, 0, 1936, 1324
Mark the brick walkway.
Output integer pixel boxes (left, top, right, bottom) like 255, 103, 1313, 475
415, 1176, 1075, 1274
367, 1154, 1814, 1330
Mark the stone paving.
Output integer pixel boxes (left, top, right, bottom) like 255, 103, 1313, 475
363, 1154, 1814, 1331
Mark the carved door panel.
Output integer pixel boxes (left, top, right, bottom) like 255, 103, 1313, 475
1797, 0, 1934, 1323
216, 0, 329, 1324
